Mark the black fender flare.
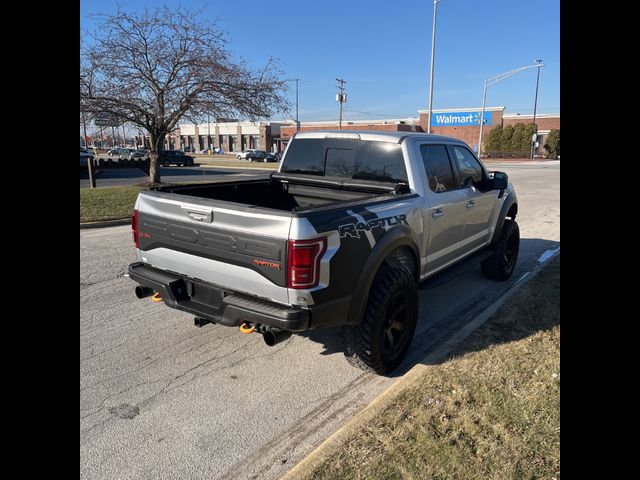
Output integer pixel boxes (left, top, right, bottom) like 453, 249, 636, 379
490, 192, 518, 245
346, 225, 420, 326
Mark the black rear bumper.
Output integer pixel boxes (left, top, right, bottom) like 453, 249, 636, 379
128, 262, 310, 331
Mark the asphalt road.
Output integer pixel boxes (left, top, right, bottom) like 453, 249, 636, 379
80, 161, 560, 479
80, 165, 272, 188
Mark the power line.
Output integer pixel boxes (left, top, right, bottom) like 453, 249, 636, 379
345, 109, 418, 118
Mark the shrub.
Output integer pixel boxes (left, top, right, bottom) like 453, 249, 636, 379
544, 129, 560, 159
485, 125, 503, 154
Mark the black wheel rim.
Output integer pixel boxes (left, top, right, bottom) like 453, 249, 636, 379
381, 291, 411, 357
504, 233, 518, 270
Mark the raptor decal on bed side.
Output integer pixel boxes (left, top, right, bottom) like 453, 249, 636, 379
338, 214, 408, 239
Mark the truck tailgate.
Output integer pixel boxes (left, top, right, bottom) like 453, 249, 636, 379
134, 190, 293, 305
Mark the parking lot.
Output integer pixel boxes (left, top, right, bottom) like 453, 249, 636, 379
80, 165, 272, 188
80, 161, 559, 480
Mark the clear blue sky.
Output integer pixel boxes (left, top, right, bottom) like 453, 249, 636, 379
80, 0, 559, 122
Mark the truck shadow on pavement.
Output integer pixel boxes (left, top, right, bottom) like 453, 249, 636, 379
297, 238, 559, 378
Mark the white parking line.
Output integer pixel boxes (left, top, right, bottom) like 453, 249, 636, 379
537, 247, 560, 264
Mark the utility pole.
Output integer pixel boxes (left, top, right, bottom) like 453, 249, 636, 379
531, 59, 543, 159
295, 78, 300, 132
336, 78, 346, 130
427, 0, 440, 134
122, 122, 127, 148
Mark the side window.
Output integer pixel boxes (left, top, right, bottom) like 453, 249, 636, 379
451, 145, 484, 187
420, 144, 456, 193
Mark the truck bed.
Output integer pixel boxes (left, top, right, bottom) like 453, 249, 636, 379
155, 173, 400, 212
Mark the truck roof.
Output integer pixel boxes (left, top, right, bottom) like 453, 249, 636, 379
293, 130, 467, 145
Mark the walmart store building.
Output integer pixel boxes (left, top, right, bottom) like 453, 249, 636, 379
417, 107, 560, 155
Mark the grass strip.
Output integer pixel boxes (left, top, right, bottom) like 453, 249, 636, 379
304, 255, 560, 480
80, 185, 143, 223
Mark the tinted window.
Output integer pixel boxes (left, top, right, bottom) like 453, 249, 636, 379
420, 144, 456, 193
451, 145, 483, 187
282, 138, 408, 184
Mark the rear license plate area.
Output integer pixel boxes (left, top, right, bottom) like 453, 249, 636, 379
186, 280, 225, 307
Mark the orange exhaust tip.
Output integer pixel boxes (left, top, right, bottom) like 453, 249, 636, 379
151, 292, 163, 302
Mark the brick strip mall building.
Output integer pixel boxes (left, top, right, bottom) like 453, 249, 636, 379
174, 106, 559, 157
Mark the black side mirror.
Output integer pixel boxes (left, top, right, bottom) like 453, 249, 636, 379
492, 171, 508, 190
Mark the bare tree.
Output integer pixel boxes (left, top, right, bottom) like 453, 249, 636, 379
80, 6, 288, 183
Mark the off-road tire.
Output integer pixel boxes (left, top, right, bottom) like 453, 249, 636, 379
481, 219, 520, 281
343, 263, 418, 375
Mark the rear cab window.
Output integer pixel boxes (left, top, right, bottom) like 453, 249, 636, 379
281, 138, 408, 184
419, 144, 456, 193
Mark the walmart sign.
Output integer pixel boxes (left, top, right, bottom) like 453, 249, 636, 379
431, 111, 492, 127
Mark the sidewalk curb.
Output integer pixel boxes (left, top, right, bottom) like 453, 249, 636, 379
80, 218, 130, 229
281, 250, 560, 480
198, 164, 277, 171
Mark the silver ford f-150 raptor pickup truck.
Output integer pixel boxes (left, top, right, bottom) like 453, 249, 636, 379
129, 131, 519, 374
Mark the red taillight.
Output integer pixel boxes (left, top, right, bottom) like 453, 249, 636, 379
132, 209, 139, 248
287, 237, 327, 289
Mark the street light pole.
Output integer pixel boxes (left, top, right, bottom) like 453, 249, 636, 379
478, 79, 489, 156
530, 59, 543, 159
207, 113, 211, 153
477, 61, 545, 158
427, 0, 439, 134
295, 78, 300, 132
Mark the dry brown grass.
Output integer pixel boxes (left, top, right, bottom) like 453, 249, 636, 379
306, 255, 560, 480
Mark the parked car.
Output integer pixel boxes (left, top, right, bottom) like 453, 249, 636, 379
158, 150, 195, 167
128, 131, 519, 374
236, 149, 256, 160
247, 150, 278, 162
128, 150, 149, 161
108, 147, 132, 159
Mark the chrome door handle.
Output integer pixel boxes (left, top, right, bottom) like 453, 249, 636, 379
466, 200, 476, 209
432, 208, 444, 219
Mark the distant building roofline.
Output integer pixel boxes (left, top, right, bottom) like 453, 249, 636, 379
502, 113, 560, 119
417, 106, 506, 113
286, 117, 419, 126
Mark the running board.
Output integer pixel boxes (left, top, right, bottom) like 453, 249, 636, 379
419, 248, 493, 290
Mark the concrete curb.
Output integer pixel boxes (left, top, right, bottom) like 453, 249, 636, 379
198, 164, 277, 170
281, 250, 560, 480
80, 218, 130, 229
